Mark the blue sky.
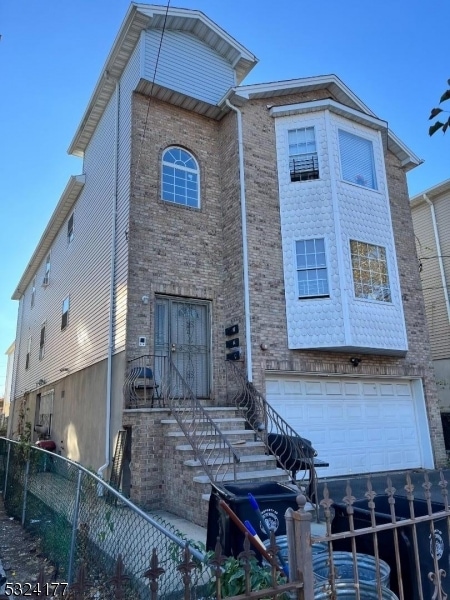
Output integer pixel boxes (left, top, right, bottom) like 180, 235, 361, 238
0, 0, 448, 394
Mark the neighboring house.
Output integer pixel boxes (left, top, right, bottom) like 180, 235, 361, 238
4, 342, 14, 421
9, 3, 445, 523
411, 180, 450, 446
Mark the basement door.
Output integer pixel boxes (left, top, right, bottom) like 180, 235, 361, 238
265, 374, 434, 478
155, 297, 210, 398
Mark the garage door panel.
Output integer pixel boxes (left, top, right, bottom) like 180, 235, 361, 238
266, 374, 426, 477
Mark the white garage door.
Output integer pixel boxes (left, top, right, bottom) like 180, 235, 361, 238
265, 375, 434, 478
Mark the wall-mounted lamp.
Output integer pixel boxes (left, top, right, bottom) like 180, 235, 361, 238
36, 378, 47, 387
142, 295, 149, 305
260, 343, 268, 351
350, 357, 361, 367
60, 368, 70, 373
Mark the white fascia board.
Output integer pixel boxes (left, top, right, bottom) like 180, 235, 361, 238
410, 178, 450, 206
136, 4, 258, 67
269, 98, 388, 131
68, 4, 149, 157
68, 4, 257, 156
235, 74, 376, 116
269, 98, 420, 172
12, 175, 85, 300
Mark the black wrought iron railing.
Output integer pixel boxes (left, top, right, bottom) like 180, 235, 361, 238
124, 355, 241, 484
226, 361, 318, 493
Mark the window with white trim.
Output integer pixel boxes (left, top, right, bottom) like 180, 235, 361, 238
39, 322, 46, 360
288, 127, 319, 182
350, 240, 391, 302
162, 147, 200, 208
43, 252, 51, 286
67, 213, 74, 244
61, 296, 70, 330
296, 238, 329, 298
338, 130, 377, 190
36, 390, 54, 438
26, 337, 31, 370
31, 276, 36, 308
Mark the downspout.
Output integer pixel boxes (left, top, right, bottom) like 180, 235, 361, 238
423, 193, 450, 324
225, 98, 253, 382
98, 80, 120, 480
9, 297, 24, 439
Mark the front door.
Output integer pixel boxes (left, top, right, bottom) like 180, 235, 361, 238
155, 297, 211, 398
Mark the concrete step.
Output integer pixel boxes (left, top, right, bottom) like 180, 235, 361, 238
184, 454, 277, 469
165, 428, 256, 439
161, 417, 247, 431
176, 440, 265, 457
193, 468, 288, 485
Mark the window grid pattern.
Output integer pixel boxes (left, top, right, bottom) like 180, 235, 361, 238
296, 238, 329, 298
162, 148, 199, 208
339, 130, 377, 190
288, 127, 319, 182
350, 240, 391, 302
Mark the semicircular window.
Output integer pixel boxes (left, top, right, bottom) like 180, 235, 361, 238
162, 147, 200, 208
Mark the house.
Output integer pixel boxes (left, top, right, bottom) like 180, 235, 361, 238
9, 3, 445, 525
411, 180, 450, 448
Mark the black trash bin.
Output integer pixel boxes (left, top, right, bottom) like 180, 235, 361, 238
206, 481, 299, 557
331, 495, 449, 600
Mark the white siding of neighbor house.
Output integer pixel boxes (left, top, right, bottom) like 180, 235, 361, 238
143, 29, 236, 105
275, 110, 407, 354
13, 46, 141, 397
413, 196, 450, 360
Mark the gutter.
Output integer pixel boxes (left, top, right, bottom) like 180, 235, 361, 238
225, 99, 253, 382
98, 80, 120, 480
423, 193, 450, 324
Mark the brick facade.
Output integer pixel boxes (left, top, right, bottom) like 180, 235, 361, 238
124, 86, 446, 519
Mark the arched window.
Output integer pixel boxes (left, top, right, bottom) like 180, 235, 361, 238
161, 147, 200, 208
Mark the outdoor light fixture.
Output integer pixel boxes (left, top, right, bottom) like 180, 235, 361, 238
60, 367, 70, 373
350, 357, 361, 367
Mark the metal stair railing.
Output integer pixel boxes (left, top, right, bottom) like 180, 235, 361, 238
226, 360, 318, 496
161, 357, 241, 485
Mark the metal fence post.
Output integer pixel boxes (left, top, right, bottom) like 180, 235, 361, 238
21, 458, 30, 526
286, 494, 314, 600
3, 443, 11, 499
68, 469, 83, 586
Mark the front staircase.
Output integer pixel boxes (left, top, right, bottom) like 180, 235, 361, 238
161, 406, 289, 526
123, 356, 315, 528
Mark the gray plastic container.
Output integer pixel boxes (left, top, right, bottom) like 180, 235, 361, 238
313, 551, 390, 588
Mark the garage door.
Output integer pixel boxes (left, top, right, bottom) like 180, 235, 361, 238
265, 375, 433, 478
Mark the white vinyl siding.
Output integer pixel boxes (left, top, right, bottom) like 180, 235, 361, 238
13, 43, 142, 395
143, 30, 235, 106
413, 199, 450, 360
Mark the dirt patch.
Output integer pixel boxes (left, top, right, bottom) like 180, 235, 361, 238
0, 496, 62, 599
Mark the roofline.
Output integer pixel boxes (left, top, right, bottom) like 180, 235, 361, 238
12, 175, 85, 300
231, 74, 422, 171
410, 178, 450, 207
68, 3, 257, 157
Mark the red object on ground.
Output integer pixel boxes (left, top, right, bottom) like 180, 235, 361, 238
35, 440, 56, 451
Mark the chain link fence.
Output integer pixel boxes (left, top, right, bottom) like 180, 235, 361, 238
0, 438, 209, 599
